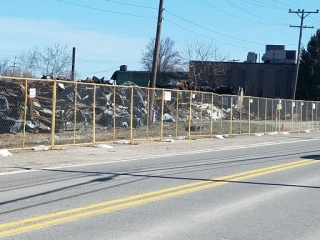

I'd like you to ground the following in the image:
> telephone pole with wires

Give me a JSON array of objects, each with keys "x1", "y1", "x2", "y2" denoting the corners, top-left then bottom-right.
[
  {"x1": 289, "y1": 9, "x2": 319, "y2": 100},
  {"x1": 149, "y1": 0, "x2": 164, "y2": 124}
]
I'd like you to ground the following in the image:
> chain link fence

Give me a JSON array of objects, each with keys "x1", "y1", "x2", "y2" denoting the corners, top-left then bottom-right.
[{"x1": 1, "y1": 76, "x2": 320, "y2": 150}]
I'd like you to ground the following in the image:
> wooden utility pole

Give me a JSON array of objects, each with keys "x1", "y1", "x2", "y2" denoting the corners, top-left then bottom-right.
[
  {"x1": 71, "y1": 47, "x2": 76, "y2": 81},
  {"x1": 289, "y1": 9, "x2": 319, "y2": 100},
  {"x1": 149, "y1": 0, "x2": 164, "y2": 124},
  {"x1": 10, "y1": 56, "x2": 17, "y2": 77}
]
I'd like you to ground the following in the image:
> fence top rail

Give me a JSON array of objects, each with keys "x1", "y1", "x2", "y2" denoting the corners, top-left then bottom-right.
[{"x1": 1, "y1": 75, "x2": 319, "y2": 103}]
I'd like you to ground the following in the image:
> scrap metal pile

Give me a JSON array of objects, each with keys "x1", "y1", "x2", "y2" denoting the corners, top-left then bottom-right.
[{"x1": 0, "y1": 78, "x2": 256, "y2": 135}]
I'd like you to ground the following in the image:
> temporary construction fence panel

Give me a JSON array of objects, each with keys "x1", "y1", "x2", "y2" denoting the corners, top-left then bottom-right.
[
  {"x1": 189, "y1": 91, "x2": 212, "y2": 138},
  {"x1": 249, "y1": 97, "x2": 259, "y2": 134},
  {"x1": 94, "y1": 84, "x2": 115, "y2": 143},
  {"x1": 162, "y1": 89, "x2": 178, "y2": 139},
  {"x1": 25, "y1": 79, "x2": 54, "y2": 148},
  {"x1": 54, "y1": 81, "x2": 77, "y2": 146},
  {"x1": 113, "y1": 85, "x2": 133, "y2": 141},
  {"x1": 146, "y1": 88, "x2": 163, "y2": 141},
  {"x1": 176, "y1": 91, "x2": 192, "y2": 138},
  {"x1": 211, "y1": 94, "x2": 222, "y2": 135},
  {"x1": 316, "y1": 102, "x2": 320, "y2": 130},
  {"x1": 1, "y1": 76, "x2": 320, "y2": 150},
  {"x1": 0, "y1": 78, "x2": 28, "y2": 149},
  {"x1": 132, "y1": 87, "x2": 149, "y2": 141}
]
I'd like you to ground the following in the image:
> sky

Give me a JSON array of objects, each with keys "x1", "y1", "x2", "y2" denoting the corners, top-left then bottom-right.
[{"x1": 0, "y1": 0, "x2": 319, "y2": 79}]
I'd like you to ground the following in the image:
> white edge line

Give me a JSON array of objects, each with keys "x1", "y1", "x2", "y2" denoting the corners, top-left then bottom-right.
[{"x1": 0, "y1": 138, "x2": 319, "y2": 176}]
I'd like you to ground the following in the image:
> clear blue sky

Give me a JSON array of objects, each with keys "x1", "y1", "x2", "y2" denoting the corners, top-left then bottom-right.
[{"x1": 0, "y1": 0, "x2": 319, "y2": 79}]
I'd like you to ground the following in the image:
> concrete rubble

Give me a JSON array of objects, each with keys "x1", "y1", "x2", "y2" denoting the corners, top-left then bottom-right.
[{"x1": 0, "y1": 78, "x2": 260, "y2": 135}]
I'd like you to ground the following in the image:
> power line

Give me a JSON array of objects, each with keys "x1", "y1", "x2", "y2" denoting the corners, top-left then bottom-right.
[
  {"x1": 103, "y1": 0, "x2": 157, "y2": 10},
  {"x1": 164, "y1": 19, "x2": 264, "y2": 51},
  {"x1": 240, "y1": 0, "x2": 285, "y2": 9},
  {"x1": 165, "y1": 10, "x2": 285, "y2": 45},
  {"x1": 76, "y1": 59, "x2": 139, "y2": 63},
  {"x1": 309, "y1": 16, "x2": 320, "y2": 24},
  {"x1": 226, "y1": 0, "x2": 290, "y2": 26},
  {"x1": 55, "y1": 0, "x2": 156, "y2": 18},
  {"x1": 201, "y1": 1, "x2": 286, "y2": 26},
  {"x1": 271, "y1": 0, "x2": 294, "y2": 8},
  {"x1": 82, "y1": 67, "x2": 120, "y2": 76}
]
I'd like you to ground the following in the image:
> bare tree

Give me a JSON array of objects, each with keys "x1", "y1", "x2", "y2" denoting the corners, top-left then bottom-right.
[
  {"x1": 19, "y1": 47, "x2": 39, "y2": 77},
  {"x1": 183, "y1": 39, "x2": 229, "y2": 87},
  {"x1": 0, "y1": 59, "x2": 9, "y2": 76},
  {"x1": 140, "y1": 37, "x2": 182, "y2": 72},
  {"x1": 19, "y1": 43, "x2": 71, "y2": 78}
]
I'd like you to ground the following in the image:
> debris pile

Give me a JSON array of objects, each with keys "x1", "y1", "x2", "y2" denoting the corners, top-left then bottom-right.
[
  {"x1": 0, "y1": 79, "x2": 149, "y2": 134},
  {"x1": 0, "y1": 78, "x2": 256, "y2": 135}
]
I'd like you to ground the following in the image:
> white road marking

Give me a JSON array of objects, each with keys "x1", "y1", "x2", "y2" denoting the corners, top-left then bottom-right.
[{"x1": 0, "y1": 138, "x2": 319, "y2": 176}]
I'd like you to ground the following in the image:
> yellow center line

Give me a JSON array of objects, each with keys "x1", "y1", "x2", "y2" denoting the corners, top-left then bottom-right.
[
  {"x1": 0, "y1": 159, "x2": 317, "y2": 238},
  {"x1": 0, "y1": 159, "x2": 310, "y2": 230}
]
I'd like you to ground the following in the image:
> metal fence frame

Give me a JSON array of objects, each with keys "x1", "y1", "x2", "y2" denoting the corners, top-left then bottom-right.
[{"x1": 0, "y1": 76, "x2": 319, "y2": 150}]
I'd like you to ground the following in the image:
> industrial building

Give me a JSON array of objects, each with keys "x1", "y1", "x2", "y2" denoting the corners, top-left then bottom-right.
[
  {"x1": 189, "y1": 45, "x2": 297, "y2": 99},
  {"x1": 111, "y1": 45, "x2": 297, "y2": 99}
]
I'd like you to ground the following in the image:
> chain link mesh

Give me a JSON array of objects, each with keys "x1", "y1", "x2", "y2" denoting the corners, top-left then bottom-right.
[
  {"x1": 176, "y1": 91, "x2": 192, "y2": 138},
  {"x1": 113, "y1": 86, "x2": 132, "y2": 141},
  {"x1": 94, "y1": 84, "x2": 115, "y2": 143},
  {"x1": 53, "y1": 81, "x2": 77, "y2": 145},
  {"x1": 161, "y1": 89, "x2": 178, "y2": 139},
  {"x1": 2, "y1": 76, "x2": 320, "y2": 150},
  {"x1": 315, "y1": 102, "x2": 320, "y2": 129},
  {"x1": 23, "y1": 79, "x2": 53, "y2": 147},
  {"x1": 0, "y1": 77, "x2": 26, "y2": 148},
  {"x1": 132, "y1": 86, "x2": 149, "y2": 140}
]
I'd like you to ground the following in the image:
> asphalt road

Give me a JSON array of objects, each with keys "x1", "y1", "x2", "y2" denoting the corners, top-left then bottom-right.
[{"x1": 1, "y1": 138, "x2": 320, "y2": 240}]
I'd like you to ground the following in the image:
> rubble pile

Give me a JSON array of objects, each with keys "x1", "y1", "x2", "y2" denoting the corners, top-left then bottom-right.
[
  {"x1": 0, "y1": 78, "x2": 256, "y2": 135},
  {"x1": 0, "y1": 79, "x2": 150, "y2": 134}
]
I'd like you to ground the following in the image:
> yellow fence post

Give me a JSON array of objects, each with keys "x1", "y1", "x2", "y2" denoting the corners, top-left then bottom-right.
[
  {"x1": 113, "y1": 86, "x2": 116, "y2": 141},
  {"x1": 160, "y1": 89, "x2": 165, "y2": 141},
  {"x1": 50, "y1": 80, "x2": 57, "y2": 150},
  {"x1": 200, "y1": 92, "x2": 203, "y2": 136},
  {"x1": 73, "y1": 82, "x2": 78, "y2": 144},
  {"x1": 188, "y1": 91, "x2": 192, "y2": 139},
  {"x1": 312, "y1": 102, "x2": 314, "y2": 130},
  {"x1": 271, "y1": 100, "x2": 274, "y2": 132},
  {"x1": 292, "y1": 100, "x2": 294, "y2": 132},
  {"x1": 92, "y1": 84, "x2": 97, "y2": 146},
  {"x1": 22, "y1": 79, "x2": 28, "y2": 149},
  {"x1": 257, "y1": 98, "x2": 260, "y2": 133},
  {"x1": 175, "y1": 90, "x2": 179, "y2": 138},
  {"x1": 146, "y1": 88, "x2": 149, "y2": 139},
  {"x1": 230, "y1": 96, "x2": 233, "y2": 136},
  {"x1": 240, "y1": 97, "x2": 242, "y2": 135},
  {"x1": 210, "y1": 94, "x2": 214, "y2": 138},
  {"x1": 316, "y1": 103, "x2": 318, "y2": 129},
  {"x1": 249, "y1": 97, "x2": 251, "y2": 135},
  {"x1": 278, "y1": 100, "x2": 281, "y2": 132},
  {"x1": 220, "y1": 95, "x2": 223, "y2": 135},
  {"x1": 307, "y1": 102, "x2": 309, "y2": 130},
  {"x1": 284, "y1": 100, "x2": 287, "y2": 132},
  {"x1": 300, "y1": 101, "x2": 303, "y2": 132},
  {"x1": 264, "y1": 99, "x2": 267, "y2": 133},
  {"x1": 130, "y1": 86, "x2": 134, "y2": 144}
]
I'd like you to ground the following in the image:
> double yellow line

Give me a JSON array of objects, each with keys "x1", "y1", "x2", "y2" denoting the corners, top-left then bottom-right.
[{"x1": 0, "y1": 159, "x2": 317, "y2": 238}]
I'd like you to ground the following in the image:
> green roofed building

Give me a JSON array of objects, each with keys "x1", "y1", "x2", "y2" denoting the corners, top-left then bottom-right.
[{"x1": 110, "y1": 67, "x2": 189, "y2": 87}]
